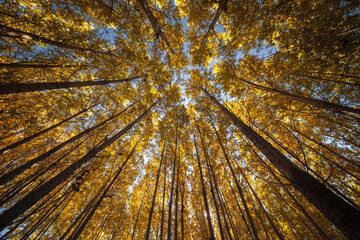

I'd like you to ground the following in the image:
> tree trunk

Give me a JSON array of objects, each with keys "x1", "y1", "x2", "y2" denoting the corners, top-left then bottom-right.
[
  {"x1": 0, "y1": 104, "x2": 96, "y2": 155},
  {"x1": 0, "y1": 101, "x2": 157, "y2": 230},
  {"x1": 69, "y1": 143, "x2": 138, "y2": 239},
  {"x1": 236, "y1": 77, "x2": 360, "y2": 119},
  {"x1": 203, "y1": 88, "x2": 360, "y2": 239},
  {"x1": 136, "y1": 0, "x2": 174, "y2": 54},
  {"x1": 159, "y1": 157, "x2": 167, "y2": 240},
  {"x1": 174, "y1": 147, "x2": 181, "y2": 240},
  {"x1": 201, "y1": 0, "x2": 228, "y2": 46},
  {"x1": 0, "y1": 62, "x2": 86, "y2": 69},
  {"x1": 197, "y1": 124, "x2": 226, "y2": 240},
  {"x1": 210, "y1": 120, "x2": 260, "y2": 240},
  {"x1": 145, "y1": 142, "x2": 166, "y2": 240},
  {"x1": 193, "y1": 136, "x2": 216, "y2": 240},
  {"x1": 0, "y1": 103, "x2": 133, "y2": 186},
  {"x1": 180, "y1": 181, "x2": 185, "y2": 240},
  {"x1": 167, "y1": 132, "x2": 178, "y2": 240},
  {"x1": 0, "y1": 24, "x2": 114, "y2": 56},
  {"x1": 0, "y1": 76, "x2": 145, "y2": 95},
  {"x1": 131, "y1": 195, "x2": 145, "y2": 240}
]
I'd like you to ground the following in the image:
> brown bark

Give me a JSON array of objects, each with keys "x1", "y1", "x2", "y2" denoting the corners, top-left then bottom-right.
[
  {"x1": 69, "y1": 143, "x2": 138, "y2": 239},
  {"x1": 0, "y1": 101, "x2": 157, "y2": 230},
  {"x1": 236, "y1": 77, "x2": 360, "y2": 119},
  {"x1": 136, "y1": 0, "x2": 174, "y2": 53},
  {"x1": 0, "y1": 24, "x2": 114, "y2": 56},
  {"x1": 167, "y1": 131, "x2": 178, "y2": 240},
  {"x1": 210, "y1": 120, "x2": 260, "y2": 240},
  {"x1": 197, "y1": 124, "x2": 226, "y2": 240},
  {"x1": 201, "y1": 0, "x2": 228, "y2": 46},
  {"x1": 174, "y1": 147, "x2": 181, "y2": 240},
  {"x1": 159, "y1": 157, "x2": 167, "y2": 240},
  {"x1": 0, "y1": 75, "x2": 145, "y2": 95},
  {"x1": 145, "y1": 142, "x2": 166, "y2": 240},
  {"x1": 203, "y1": 88, "x2": 360, "y2": 240},
  {"x1": 193, "y1": 136, "x2": 216, "y2": 240},
  {"x1": 0, "y1": 103, "x2": 133, "y2": 186},
  {"x1": 0, "y1": 62, "x2": 86, "y2": 69},
  {"x1": 131, "y1": 195, "x2": 146, "y2": 240},
  {"x1": 0, "y1": 104, "x2": 96, "y2": 155}
]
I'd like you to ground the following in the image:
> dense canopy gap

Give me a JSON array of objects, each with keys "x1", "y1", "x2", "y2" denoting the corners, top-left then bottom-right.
[{"x1": 1, "y1": 0, "x2": 360, "y2": 239}]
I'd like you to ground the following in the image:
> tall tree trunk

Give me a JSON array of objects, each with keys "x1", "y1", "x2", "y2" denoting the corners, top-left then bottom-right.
[
  {"x1": 131, "y1": 195, "x2": 146, "y2": 240},
  {"x1": 174, "y1": 147, "x2": 181, "y2": 240},
  {"x1": 0, "y1": 101, "x2": 157, "y2": 230},
  {"x1": 236, "y1": 77, "x2": 360, "y2": 119},
  {"x1": 193, "y1": 136, "x2": 216, "y2": 240},
  {"x1": 197, "y1": 124, "x2": 226, "y2": 240},
  {"x1": 167, "y1": 132, "x2": 178, "y2": 240},
  {"x1": 0, "y1": 62, "x2": 86, "y2": 69},
  {"x1": 136, "y1": 0, "x2": 174, "y2": 54},
  {"x1": 238, "y1": 166, "x2": 284, "y2": 240},
  {"x1": 210, "y1": 120, "x2": 260, "y2": 240},
  {"x1": 203, "y1": 88, "x2": 360, "y2": 239},
  {"x1": 0, "y1": 76, "x2": 145, "y2": 95},
  {"x1": 0, "y1": 103, "x2": 133, "y2": 186},
  {"x1": 180, "y1": 181, "x2": 185, "y2": 240},
  {"x1": 69, "y1": 142, "x2": 138, "y2": 239},
  {"x1": 0, "y1": 24, "x2": 114, "y2": 56},
  {"x1": 201, "y1": 0, "x2": 228, "y2": 46},
  {"x1": 0, "y1": 104, "x2": 96, "y2": 155},
  {"x1": 159, "y1": 157, "x2": 167, "y2": 240},
  {"x1": 145, "y1": 142, "x2": 166, "y2": 240}
]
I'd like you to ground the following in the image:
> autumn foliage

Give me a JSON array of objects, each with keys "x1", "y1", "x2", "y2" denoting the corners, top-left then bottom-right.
[{"x1": 0, "y1": 0, "x2": 360, "y2": 239}]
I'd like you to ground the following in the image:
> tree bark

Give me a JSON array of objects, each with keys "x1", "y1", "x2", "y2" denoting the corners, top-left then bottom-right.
[
  {"x1": 69, "y1": 142, "x2": 138, "y2": 239},
  {"x1": 210, "y1": 120, "x2": 260, "y2": 240},
  {"x1": 0, "y1": 100, "x2": 157, "y2": 230},
  {"x1": 203, "y1": 88, "x2": 360, "y2": 240},
  {"x1": 167, "y1": 132, "x2": 178, "y2": 240},
  {"x1": 193, "y1": 136, "x2": 216, "y2": 240},
  {"x1": 0, "y1": 104, "x2": 96, "y2": 155},
  {"x1": 0, "y1": 76, "x2": 145, "y2": 95},
  {"x1": 0, "y1": 103, "x2": 133, "y2": 186},
  {"x1": 0, "y1": 62, "x2": 86, "y2": 69},
  {"x1": 145, "y1": 142, "x2": 166, "y2": 240},
  {"x1": 159, "y1": 156, "x2": 167, "y2": 240},
  {"x1": 136, "y1": 0, "x2": 174, "y2": 54},
  {"x1": 236, "y1": 77, "x2": 360, "y2": 119},
  {"x1": 0, "y1": 24, "x2": 114, "y2": 56}
]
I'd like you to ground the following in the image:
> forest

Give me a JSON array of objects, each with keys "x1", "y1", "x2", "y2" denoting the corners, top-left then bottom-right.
[{"x1": 0, "y1": 0, "x2": 360, "y2": 239}]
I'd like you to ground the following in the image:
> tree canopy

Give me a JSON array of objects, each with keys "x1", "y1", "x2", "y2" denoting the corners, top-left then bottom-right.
[{"x1": 0, "y1": 0, "x2": 359, "y2": 239}]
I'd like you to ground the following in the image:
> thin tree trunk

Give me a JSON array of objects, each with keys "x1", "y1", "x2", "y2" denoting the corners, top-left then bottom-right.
[
  {"x1": 69, "y1": 142, "x2": 138, "y2": 239},
  {"x1": 203, "y1": 88, "x2": 360, "y2": 240},
  {"x1": 167, "y1": 132, "x2": 178, "y2": 240},
  {"x1": 0, "y1": 104, "x2": 96, "y2": 155},
  {"x1": 201, "y1": 0, "x2": 228, "y2": 46},
  {"x1": 236, "y1": 77, "x2": 360, "y2": 119},
  {"x1": 210, "y1": 120, "x2": 260, "y2": 240},
  {"x1": 136, "y1": 0, "x2": 174, "y2": 54},
  {"x1": 159, "y1": 157, "x2": 167, "y2": 240},
  {"x1": 193, "y1": 136, "x2": 216, "y2": 240},
  {"x1": 237, "y1": 163, "x2": 284, "y2": 240},
  {"x1": 197, "y1": 124, "x2": 226, "y2": 240},
  {"x1": 180, "y1": 181, "x2": 185, "y2": 240},
  {"x1": 0, "y1": 101, "x2": 158, "y2": 230},
  {"x1": 0, "y1": 103, "x2": 133, "y2": 186},
  {"x1": 0, "y1": 75, "x2": 145, "y2": 95},
  {"x1": 0, "y1": 62, "x2": 87, "y2": 69},
  {"x1": 131, "y1": 195, "x2": 146, "y2": 240},
  {"x1": 145, "y1": 142, "x2": 166, "y2": 240},
  {"x1": 0, "y1": 24, "x2": 114, "y2": 56},
  {"x1": 174, "y1": 148, "x2": 181, "y2": 240}
]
